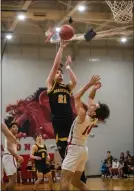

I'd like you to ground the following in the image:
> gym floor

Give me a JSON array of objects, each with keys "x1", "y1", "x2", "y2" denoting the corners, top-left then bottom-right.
[{"x1": 2, "y1": 178, "x2": 134, "y2": 190}]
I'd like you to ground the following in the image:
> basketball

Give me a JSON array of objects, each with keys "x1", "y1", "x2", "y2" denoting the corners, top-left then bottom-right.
[{"x1": 59, "y1": 25, "x2": 74, "y2": 40}]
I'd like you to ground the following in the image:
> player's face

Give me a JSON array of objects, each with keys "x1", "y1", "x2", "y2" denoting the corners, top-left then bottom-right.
[
  {"x1": 36, "y1": 134, "x2": 42, "y2": 142},
  {"x1": 10, "y1": 124, "x2": 18, "y2": 135},
  {"x1": 88, "y1": 103, "x2": 100, "y2": 117},
  {"x1": 88, "y1": 104, "x2": 96, "y2": 117},
  {"x1": 55, "y1": 70, "x2": 63, "y2": 83}
]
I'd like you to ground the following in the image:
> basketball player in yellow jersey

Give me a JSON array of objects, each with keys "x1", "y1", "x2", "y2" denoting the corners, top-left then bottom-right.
[
  {"x1": 46, "y1": 40, "x2": 77, "y2": 159},
  {"x1": 30, "y1": 134, "x2": 53, "y2": 191},
  {"x1": 61, "y1": 75, "x2": 110, "y2": 190},
  {"x1": 47, "y1": 40, "x2": 88, "y2": 183}
]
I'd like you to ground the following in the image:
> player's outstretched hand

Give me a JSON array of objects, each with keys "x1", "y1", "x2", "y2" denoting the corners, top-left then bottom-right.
[
  {"x1": 93, "y1": 82, "x2": 102, "y2": 90},
  {"x1": 65, "y1": 55, "x2": 72, "y2": 67},
  {"x1": 89, "y1": 75, "x2": 101, "y2": 86},
  {"x1": 17, "y1": 155, "x2": 24, "y2": 163},
  {"x1": 60, "y1": 39, "x2": 68, "y2": 48}
]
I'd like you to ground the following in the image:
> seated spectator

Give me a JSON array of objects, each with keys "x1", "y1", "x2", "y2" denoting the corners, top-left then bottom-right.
[
  {"x1": 123, "y1": 155, "x2": 133, "y2": 176},
  {"x1": 101, "y1": 159, "x2": 108, "y2": 177},
  {"x1": 50, "y1": 160, "x2": 55, "y2": 170},
  {"x1": 50, "y1": 160, "x2": 56, "y2": 182},
  {"x1": 110, "y1": 158, "x2": 119, "y2": 177},
  {"x1": 118, "y1": 160, "x2": 124, "y2": 178},
  {"x1": 106, "y1": 151, "x2": 113, "y2": 176},
  {"x1": 107, "y1": 151, "x2": 113, "y2": 166},
  {"x1": 127, "y1": 156, "x2": 134, "y2": 177},
  {"x1": 120, "y1": 152, "x2": 125, "y2": 162},
  {"x1": 17, "y1": 161, "x2": 22, "y2": 183},
  {"x1": 125, "y1": 150, "x2": 131, "y2": 160},
  {"x1": 17, "y1": 161, "x2": 21, "y2": 172},
  {"x1": 56, "y1": 163, "x2": 62, "y2": 180},
  {"x1": 26, "y1": 158, "x2": 33, "y2": 170}
]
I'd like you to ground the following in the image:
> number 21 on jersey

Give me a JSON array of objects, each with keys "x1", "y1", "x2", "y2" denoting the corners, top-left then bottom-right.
[
  {"x1": 42, "y1": 153, "x2": 45, "y2": 158},
  {"x1": 58, "y1": 94, "x2": 67, "y2": 103}
]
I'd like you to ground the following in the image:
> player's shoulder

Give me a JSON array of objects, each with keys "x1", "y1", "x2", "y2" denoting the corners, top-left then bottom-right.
[
  {"x1": 88, "y1": 116, "x2": 98, "y2": 124},
  {"x1": 32, "y1": 144, "x2": 38, "y2": 150},
  {"x1": 47, "y1": 80, "x2": 57, "y2": 94},
  {"x1": 44, "y1": 144, "x2": 47, "y2": 150}
]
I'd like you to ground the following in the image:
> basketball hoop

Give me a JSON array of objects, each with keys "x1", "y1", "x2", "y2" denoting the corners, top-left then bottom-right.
[{"x1": 105, "y1": 0, "x2": 134, "y2": 24}]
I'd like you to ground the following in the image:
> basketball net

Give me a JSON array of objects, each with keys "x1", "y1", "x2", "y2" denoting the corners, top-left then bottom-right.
[{"x1": 105, "y1": 0, "x2": 134, "y2": 24}]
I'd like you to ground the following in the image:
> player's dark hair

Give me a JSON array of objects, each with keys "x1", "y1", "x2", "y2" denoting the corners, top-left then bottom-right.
[
  {"x1": 34, "y1": 133, "x2": 42, "y2": 141},
  {"x1": 95, "y1": 102, "x2": 110, "y2": 121},
  {"x1": 57, "y1": 62, "x2": 63, "y2": 74},
  {"x1": 8, "y1": 122, "x2": 18, "y2": 129},
  {"x1": 60, "y1": 63, "x2": 63, "y2": 68},
  {"x1": 58, "y1": 68, "x2": 63, "y2": 74},
  {"x1": 4, "y1": 116, "x2": 14, "y2": 127}
]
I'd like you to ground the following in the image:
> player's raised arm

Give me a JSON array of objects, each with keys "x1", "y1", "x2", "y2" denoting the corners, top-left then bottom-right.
[
  {"x1": 74, "y1": 75, "x2": 101, "y2": 123},
  {"x1": 75, "y1": 75, "x2": 100, "y2": 100},
  {"x1": 88, "y1": 82, "x2": 102, "y2": 106},
  {"x1": 2, "y1": 122, "x2": 17, "y2": 144},
  {"x1": 46, "y1": 40, "x2": 67, "y2": 91},
  {"x1": 65, "y1": 55, "x2": 77, "y2": 91},
  {"x1": 74, "y1": 97, "x2": 86, "y2": 124}
]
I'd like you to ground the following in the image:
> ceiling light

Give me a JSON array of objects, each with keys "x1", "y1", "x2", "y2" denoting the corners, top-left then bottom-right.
[
  {"x1": 5, "y1": 34, "x2": 13, "y2": 40},
  {"x1": 55, "y1": 27, "x2": 61, "y2": 32},
  {"x1": 78, "y1": 5, "x2": 86, "y2": 12},
  {"x1": 120, "y1": 37, "x2": 127, "y2": 43},
  {"x1": 17, "y1": 14, "x2": 26, "y2": 20}
]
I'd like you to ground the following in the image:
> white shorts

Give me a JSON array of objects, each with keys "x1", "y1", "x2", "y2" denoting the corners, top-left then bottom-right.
[
  {"x1": 2, "y1": 154, "x2": 17, "y2": 176},
  {"x1": 62, "y1": 144, "x2": 88, "y2": 173}
]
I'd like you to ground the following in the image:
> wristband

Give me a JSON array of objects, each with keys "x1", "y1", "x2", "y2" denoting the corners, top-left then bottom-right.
[{"x1": 66, "y1": 65, "x2": 70, "y2": 69}]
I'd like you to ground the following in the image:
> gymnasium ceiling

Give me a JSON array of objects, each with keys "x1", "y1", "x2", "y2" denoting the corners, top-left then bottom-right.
[{"x1": 1, "y1": 0, "x2": 134, "y2": 43}]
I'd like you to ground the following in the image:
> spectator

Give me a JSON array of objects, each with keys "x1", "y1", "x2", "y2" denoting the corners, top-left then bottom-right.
[
  {"x1": 120, "y1": 152, "x2": 125, "y2": 162},
  {"x1": 125, "y1": 150, "x2": 131, "y2": 160},
  {"x1": 26, "y1": 158, "x2": 33, "y2": 170},
  {"x1": 50, "y1": 160, "x2": 56, "y2": 182},
  {"x1": 17, "y1": 161, "x2": 21, "y2": 183},
  {"x1": 118, "y1": 160, "x2": 124, "y2": 178},
  {"x1": 26, "y1": 158, "x2": 34, "y2": 183},
  {"x1": 101, "y1": 159, "x2": 108, "y2": 177},
  {"x1": 126, "y1": 156, "x2": 134, "y2": 177},
  {"x1": 56, "y1": 163, "x2": 62, "y2": 180},
  {"x1": 106, "y1": 151, "x2": 113, "y2": 176},
  {"x1": 124, "y1": 155, "x2": 133, "y2": 176},
  {"x1": 107, "y1": 151, "x2": 113, "y2": 165},
  {"x1": 110, "y1": 158, "x2": 119, "y2": 177},
  {"x1": 127, "y1": 156, "x2": 134, "y2": 177}
]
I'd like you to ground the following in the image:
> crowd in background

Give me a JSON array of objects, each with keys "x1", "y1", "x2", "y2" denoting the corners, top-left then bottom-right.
[{"x1": 101, "y1": 151, "x2": 134, "y2": 178}]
